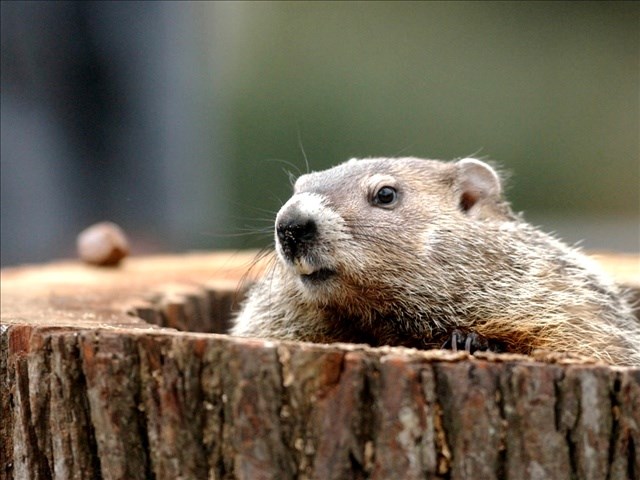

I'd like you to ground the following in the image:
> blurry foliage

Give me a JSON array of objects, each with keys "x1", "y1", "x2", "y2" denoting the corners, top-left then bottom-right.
[
  {"x1": 1, "y1": 2, "x2": 638, "y2": 262},
  {"x1": 203, "y1": 2, "x2": 638, "y2": 248}
]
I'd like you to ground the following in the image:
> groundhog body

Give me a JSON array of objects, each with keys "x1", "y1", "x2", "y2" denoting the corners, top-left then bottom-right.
[{"x1": 232, "y1": 157, "x2": 640, "y2": 366}]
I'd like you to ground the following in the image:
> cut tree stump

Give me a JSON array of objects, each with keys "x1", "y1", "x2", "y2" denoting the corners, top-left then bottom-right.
[{"x1": 1, "y1": 251, "x2": 639, "y2": 480}]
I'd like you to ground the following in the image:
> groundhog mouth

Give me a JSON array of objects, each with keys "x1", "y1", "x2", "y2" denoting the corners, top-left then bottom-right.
[{"x1": 300, "y1": 268, "x2": 336, "y2": 283}]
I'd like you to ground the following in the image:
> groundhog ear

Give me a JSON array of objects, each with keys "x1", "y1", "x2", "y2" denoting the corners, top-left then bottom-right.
[{"x1": 455, "y1": 158, "x2": 502, "y2": 213}]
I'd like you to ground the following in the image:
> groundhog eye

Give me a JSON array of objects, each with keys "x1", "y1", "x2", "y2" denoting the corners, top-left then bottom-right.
[{"x1": 374, "y1": 186, "x2": 397, "y2": 206}]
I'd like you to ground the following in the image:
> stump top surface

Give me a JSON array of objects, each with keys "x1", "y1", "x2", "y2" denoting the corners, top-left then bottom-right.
[{"x1": 1, "y1": 251, "x2": 264, "y2": 329}]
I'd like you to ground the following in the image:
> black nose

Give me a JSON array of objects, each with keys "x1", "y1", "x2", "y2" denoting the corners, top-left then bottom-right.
[{"x1": 276, "y1": 217, "x2": 317, "y2": 260}]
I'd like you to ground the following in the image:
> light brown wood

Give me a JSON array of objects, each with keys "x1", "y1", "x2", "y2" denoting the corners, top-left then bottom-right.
[{"x1": 1, "y1": 251, "x2": 639, "y2": 480}]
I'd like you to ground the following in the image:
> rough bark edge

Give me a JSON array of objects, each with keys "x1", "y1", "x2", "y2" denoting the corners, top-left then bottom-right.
[
  {"x1": 3, "y1": 325, "x2": 639, "y2": 480},
  {"x1": 128, "y1": 281, "x2": 245, "y2": 334}
]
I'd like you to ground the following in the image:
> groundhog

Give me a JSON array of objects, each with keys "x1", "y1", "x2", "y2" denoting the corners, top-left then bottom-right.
[{"x1": 231, "y1": 157, "x2": 640, "y2": 366}]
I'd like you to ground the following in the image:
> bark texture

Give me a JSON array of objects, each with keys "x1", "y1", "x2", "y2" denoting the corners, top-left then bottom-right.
[{"x1": 1, "y1": 252, "x2": 639, "y2": 480}]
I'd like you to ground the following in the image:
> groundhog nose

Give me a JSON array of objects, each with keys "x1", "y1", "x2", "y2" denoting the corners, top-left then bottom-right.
[{"x1": 276, "y1": 217, "x2": 317, "y2": 260}]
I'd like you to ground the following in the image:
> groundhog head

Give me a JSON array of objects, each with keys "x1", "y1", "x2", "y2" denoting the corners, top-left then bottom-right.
[{"x1": 274, "y1": 157, "x2": 511, "y2": 312}]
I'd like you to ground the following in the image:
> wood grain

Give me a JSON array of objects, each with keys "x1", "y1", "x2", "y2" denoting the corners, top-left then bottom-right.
[{"x1": 1, "y1": 251, "x2": 639, "y2": 479}]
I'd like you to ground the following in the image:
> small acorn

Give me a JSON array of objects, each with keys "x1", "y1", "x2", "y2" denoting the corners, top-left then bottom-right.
[{"x1": 77, "y1": 221, "x2": 129, "y2": 266}]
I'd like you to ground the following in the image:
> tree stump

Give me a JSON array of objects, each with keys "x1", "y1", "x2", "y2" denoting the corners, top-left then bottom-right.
[{"x1": 1, "y1": 251, "x2": 639, "y2": 480}]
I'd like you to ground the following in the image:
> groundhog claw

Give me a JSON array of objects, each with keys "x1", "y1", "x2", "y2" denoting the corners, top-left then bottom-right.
[{"x1": 443, "y1": 329, "x2": 493, "y2": 353}]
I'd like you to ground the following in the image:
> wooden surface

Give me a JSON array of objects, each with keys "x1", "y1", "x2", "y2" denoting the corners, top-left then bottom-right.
[
  {"x1": 1, "y1": 251, "x2": 263, "y2": 331},
  {"x1": 1, "y1": 250, "x2": 639, "y2": 480}
]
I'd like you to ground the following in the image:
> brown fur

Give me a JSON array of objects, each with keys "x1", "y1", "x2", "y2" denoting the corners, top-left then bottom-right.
[{"x1": 232, "y1": 157, "x2": 640, "y2": 366}]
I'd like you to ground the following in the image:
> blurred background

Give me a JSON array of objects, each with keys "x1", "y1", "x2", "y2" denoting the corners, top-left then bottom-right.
[{"x1": 1, "y1": 1, "x2": 638, "y2": 267}]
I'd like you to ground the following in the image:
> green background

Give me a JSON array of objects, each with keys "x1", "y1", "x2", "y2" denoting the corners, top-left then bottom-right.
[{"x1": 205, "y1": 2, "x2": 638, "y2": 251}]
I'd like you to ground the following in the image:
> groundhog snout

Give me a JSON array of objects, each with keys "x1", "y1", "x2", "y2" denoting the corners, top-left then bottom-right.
[{"x1": 276, "y1": 214, "x2": 318, "y2": 262}]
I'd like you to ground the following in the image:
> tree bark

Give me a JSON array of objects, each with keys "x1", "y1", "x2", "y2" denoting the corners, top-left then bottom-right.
[{"x1": 1, "y1": 252, "x2": 639, "y2": 480}]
